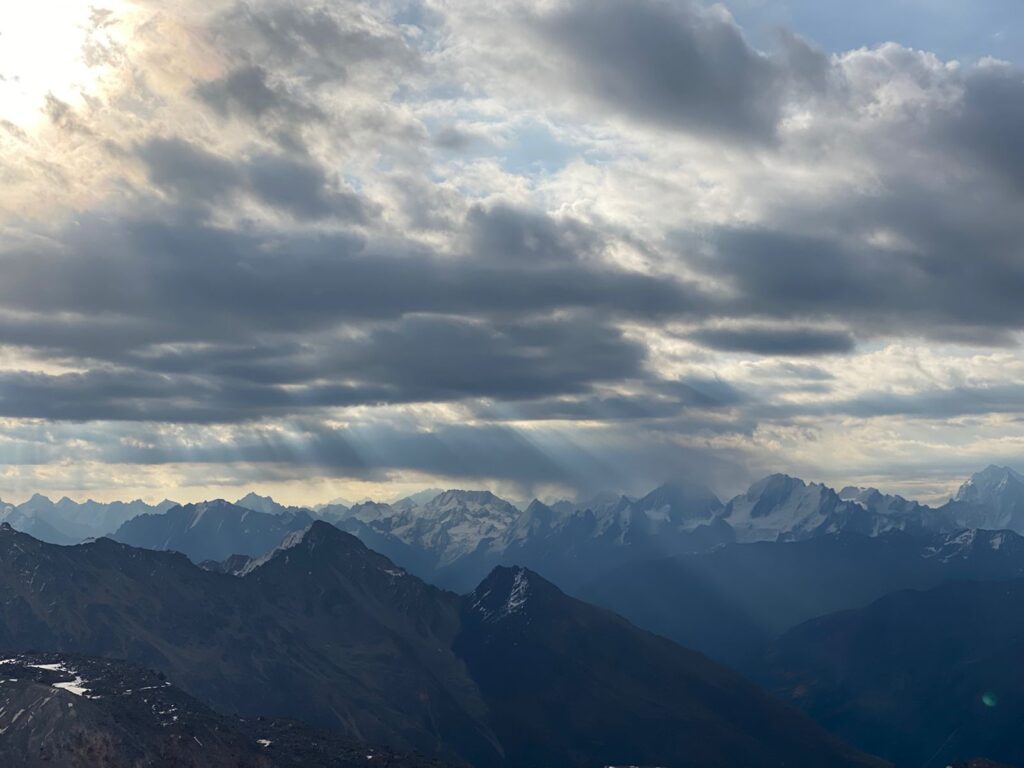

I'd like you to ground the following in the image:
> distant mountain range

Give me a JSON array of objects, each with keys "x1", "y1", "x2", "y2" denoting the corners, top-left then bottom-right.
[
  {"x1": 110, "y1": 499, "x2": 314, "y2": 563},
  {"x1": 7, "y1": 465, "x2": 1024, "y2": 596},
  {"x1": 0, "y1": 521, "x2": 882, "y2": 768},
  {"x1": 0, "y1": 494, "x2": 177, "y2": 544},
  {"x1": 311, "y1": 466, "x2": 1024, "y2": 592},
  {"x1": 0, "y1": 652, "x2": 445, "y2": 768},
  {"x1": 578, "y1": 527, "x2": 1024, "y2": 665}
]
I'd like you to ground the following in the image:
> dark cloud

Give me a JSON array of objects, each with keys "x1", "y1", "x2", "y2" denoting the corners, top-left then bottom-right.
[
  {"x1": 465, "y1": 203, "x2": 604, "y2": 264},
  {"x1": 690, "y1": 325, "x2": 856, "y2": 356},
  {"x1": 137, "y1": 138, "x2": 240, "y2": 203},
  {"x1": 138, "y1": 138, "x2": 371, "y2": 221},
  {"x1": 950, "y1": 63, "x2": 1024, "y2": 193},
  {"x1": 699, "y1": 219, "x2": 1024, "y2": 343},
  {"x1": 0, "y1": 314, "x2": 644, "y2": 423},
  {"x1": 0, "y1": 207, "x2": 705, "y2": 345},
  {"x1": 195, "y1": 66, "x2": 315, "y2": 120},
  {"x1": 533, "y1": 0, "x2": 826, "y2": 140}
]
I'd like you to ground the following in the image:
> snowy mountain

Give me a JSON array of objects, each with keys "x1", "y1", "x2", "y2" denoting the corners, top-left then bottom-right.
[
  {"x1": 943, "y1": 465, "x2": 1024, "y2": 533},
  {"x1": 330, "y1": 484, "x2": 732, "y2": 591},
  {"x1": 722, "y1": 474, "x2": 858, "y2": 542},
  {"x1": 723, "y1": 474, "x2": 953, "y2": 543}
]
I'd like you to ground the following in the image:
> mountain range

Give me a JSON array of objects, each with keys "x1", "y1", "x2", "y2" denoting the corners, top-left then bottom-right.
[
  {"x1": 0, "y1": 521, "x2": 883, "y2": 768},
  {"x1": 304, "y1": 466, "x2": 1024, "y2": 592},
  {"x1": 578, "y1": 527, "x2": 1024, "y2": 665},
  {"x1": 110, "y1": 499, "x2": 314, "y2": 563},
  {"x1": 0, "y1": 494, "x2": 177, "y2": 545},
  {"x1": 7, "y1": 466, "x2": 1024, "y2": 590},
  {"x1": 4, "y1": 465, "x2": 1024, "y2": 766}
]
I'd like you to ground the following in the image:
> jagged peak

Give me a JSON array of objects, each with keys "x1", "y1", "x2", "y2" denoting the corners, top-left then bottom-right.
[
  {"x1": 428, "y1": 489, "x2": 509, "y2": 506},
  {"x1": 745, "y1": 473, "x2": 807, "y2": 498},
  {"x1": 470, "y1": 565, "x2": 561, "y2": 623},
  {"x1": 638, "y1": 481, "x2": 723, "y2": 512},
  {"x1": 237, "y1": 491, "x2": 275, "y2": 504},
  {"x1": 524, "y1": 498, "x2": 553, "y2": 514},
  {"x1": 239, "y1": 521, "x2": 382, "y2": 577}
]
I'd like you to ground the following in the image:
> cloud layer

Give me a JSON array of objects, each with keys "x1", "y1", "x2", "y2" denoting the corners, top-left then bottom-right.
[{"x1": 1, "y1": 0, "x2": 1024, "y2": 502}]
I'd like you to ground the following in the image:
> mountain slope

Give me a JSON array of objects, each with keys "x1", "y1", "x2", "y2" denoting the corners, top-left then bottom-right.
[
  {"x1": 578, "y1": 529, "x2": 1024, "y2": 665},
  {"x1": 943, "y1": 465, "x2": 1024, "y2": 533},
  {"x1": 111, "y1": 500, "x2": 313, "y2": 562},
  {"x1": 336, "y1": 485, "x2": 732, "y2": 592},
  {"x1": 759, "y1": 577, "x2": 1024, "y2": 767},
  {"x1": 454, "y1": 566, "x2": 885, "y2": 768},
  {"x1": 0, "y1": 522, "x2": 882, "y2": 767},
  {"x1": 0, "y1": 652, "x2": 448, "y2": 768},
  {"x1": 0, "y1": 521, "x2": 496, "y2": 763}
]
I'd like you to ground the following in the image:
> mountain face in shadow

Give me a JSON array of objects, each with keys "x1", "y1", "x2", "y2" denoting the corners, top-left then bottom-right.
[
  {"x1": 577, "y1": 528, "x2": 1024, "y2": 665},
  {"x1": 0, "y1": 652, "x2": 449, "y2": 768},
  {"x1": 111, "y1": 500, "x2": 314, "y2": 562},
  {"x1": 758, "y1": 576, "x2": 1024, "y2": 767},
  {"x1": 454, "y1": 566, "x2": 884, "y2": 768},
  {"x1": 0, "y1": 522, "x2": 881, "y2": 768}
]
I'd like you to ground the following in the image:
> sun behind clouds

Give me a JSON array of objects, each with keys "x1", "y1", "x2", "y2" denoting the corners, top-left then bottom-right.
[{"x1": 0, "y1": 1, "x2": 129, "y2": 127}]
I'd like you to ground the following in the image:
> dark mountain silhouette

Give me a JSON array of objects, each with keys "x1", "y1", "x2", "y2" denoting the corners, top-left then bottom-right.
[
  {"x1": 455, "y1": 566, "x2": 884, "y2": 768},
  {"x1": 0, "y1": 521, "x2": 882, "y2": 768},
  {"x1": 759, "y1": 576, "x2": 1024, "y2": 767},
  {"x1": 0, "y1": 652, "x2": 448, "y2": 768}
]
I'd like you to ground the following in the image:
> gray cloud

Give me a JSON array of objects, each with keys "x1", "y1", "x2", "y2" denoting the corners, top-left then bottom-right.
[
  {"x1": 690, "y1": 325, "x2": 856, "y2": 356},
  {"x1": 138, "y1": 138, "x2": 371, "y2": 221},
  {"x1": 9, "y1": 0, "x2": 1024, "y2": 499},
  {"x1": 195, "y1": 65, "x2": 317, "y2": 121},
  {"x1": 532, "y1": 0, "x2": 826, "y2": 140}
]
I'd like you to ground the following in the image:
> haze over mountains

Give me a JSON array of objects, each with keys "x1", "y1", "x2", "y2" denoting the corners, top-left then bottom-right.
[
  {"x1": 5, "y1": 464, "x2": 1011, "y2": 590},
  {"x1": 4, "y1": 465, "x2": 1024, "y2": 766},
  {"x1": 0, "y1": 521, "x2": 880, "y2": 768}
]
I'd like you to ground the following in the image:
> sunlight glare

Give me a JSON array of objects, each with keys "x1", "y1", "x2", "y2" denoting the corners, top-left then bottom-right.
[{"x1": 0, "y1": 1, "x2": 125, "y2": 127}]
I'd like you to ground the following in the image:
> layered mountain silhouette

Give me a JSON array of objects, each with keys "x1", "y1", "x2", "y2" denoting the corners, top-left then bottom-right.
[
  {"x1": 332, "y1": 484, "x2": 733, "y2": 591},
  {"x1": 759, "y1": 575, "x2": 1024, "y2": 767},
  {"x1": 578, "y1": 528, "x2": 1024, "y2": 665},
  {"x1": 0, "y1": 522, "x2": 882, "y2": 767},
  {"x1": 8, "y1": 465, "x2": 1024, "y2": 589},
  {"x1": 0, "y1": 495, "x2": 177, "y2": 544},
  {"x1": 111, "y1": 500, "x2": 314, "y2": 562},
  {"x1": 0, "y1": 652, "x2": 447, "y2": 768}
]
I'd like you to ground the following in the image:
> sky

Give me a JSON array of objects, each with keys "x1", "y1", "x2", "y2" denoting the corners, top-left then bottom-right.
[{"x1": 1, "y1": 0, "x2": 1024, "y2": 506}]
